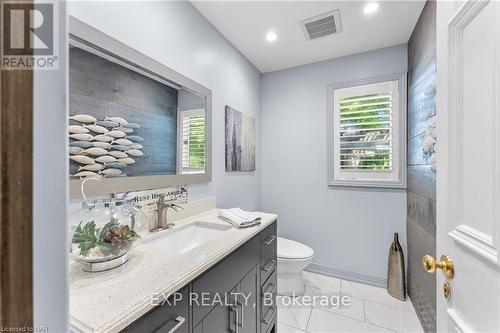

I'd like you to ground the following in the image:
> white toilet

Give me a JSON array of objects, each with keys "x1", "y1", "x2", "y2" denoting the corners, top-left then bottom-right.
[{"x1": 277, "y1": 237, "x2": 314, "y2": 296}]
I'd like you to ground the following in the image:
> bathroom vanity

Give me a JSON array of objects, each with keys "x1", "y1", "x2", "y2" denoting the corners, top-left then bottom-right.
[
  {"x1": 124, "y1": 221, "x2": 276, "y2": 333},
  {"x1": 67, "y1": 17, "x2": 276, "y2": 333},
  {"x1": 70, "y1": 206, "x2": 277, "y2": 333}
]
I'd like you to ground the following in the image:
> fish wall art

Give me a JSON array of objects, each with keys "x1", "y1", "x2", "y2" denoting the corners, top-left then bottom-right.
[
  {"x1": 68, "y1": 114, "x2": 144, "y2": 179},
  {"x1": 70, "y1": 47, "x2": 180, "y2": 177}
]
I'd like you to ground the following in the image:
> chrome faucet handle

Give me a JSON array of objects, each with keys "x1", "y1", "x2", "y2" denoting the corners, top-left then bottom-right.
[
  {"x1": 149, "y1": 199, "x2": 183, "y2": 233},
  {"x1": 168, "y1": 202, "x2": 184, "y2": 211}
]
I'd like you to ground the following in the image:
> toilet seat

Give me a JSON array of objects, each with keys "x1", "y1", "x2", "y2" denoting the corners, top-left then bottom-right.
[{"x1": 277, "y1": 237, "x2": 314, "y2": 260}]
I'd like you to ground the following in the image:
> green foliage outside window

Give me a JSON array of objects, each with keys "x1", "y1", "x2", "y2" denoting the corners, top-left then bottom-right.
[{"x1": 187, "y1": 116, "x2": 206, "y2": 168}]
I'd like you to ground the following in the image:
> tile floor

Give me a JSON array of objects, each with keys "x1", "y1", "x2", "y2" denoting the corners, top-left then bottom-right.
[{"x1": 276, "y1": 271, "x2": 424, "y2": 333}]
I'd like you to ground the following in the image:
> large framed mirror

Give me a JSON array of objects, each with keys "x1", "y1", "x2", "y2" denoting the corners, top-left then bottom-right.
[{"x1": 68, "y1": 16, "x2": 212, "y2": 198}]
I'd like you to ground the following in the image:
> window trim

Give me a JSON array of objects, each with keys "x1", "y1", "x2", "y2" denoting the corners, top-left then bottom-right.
[{"x1": 327, "y1": 74, "x2": 407, "y2": 189}]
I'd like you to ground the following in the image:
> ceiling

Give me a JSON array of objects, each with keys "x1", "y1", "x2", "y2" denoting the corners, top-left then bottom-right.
[{"x1": 191, "y1": 1, "x2": 425, "y2": 73}]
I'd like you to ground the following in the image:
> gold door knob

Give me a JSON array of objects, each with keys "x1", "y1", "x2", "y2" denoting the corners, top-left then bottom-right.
[{"x1": 422, "y1": 255, "x2": 454, "y2": 278}]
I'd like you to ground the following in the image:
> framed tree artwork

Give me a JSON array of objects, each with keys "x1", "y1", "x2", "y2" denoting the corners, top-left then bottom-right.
[{"x1": 225, "y1": 106, "x2": 256, "y2": 171}]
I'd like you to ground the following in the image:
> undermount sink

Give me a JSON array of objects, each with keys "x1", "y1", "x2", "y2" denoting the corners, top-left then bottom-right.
[{"x1": 147, "y1": 222, "x2": 232, "y2": 254}]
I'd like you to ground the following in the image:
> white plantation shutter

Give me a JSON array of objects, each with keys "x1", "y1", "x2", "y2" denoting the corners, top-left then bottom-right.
[
  {"x1": 339, "y1": 92, "x2": 392, "y2": 170},
  {"x1": 180, "y1": 109, "x2": 206, "y2": 174},
  {"x1": 328, "y1": 77, "x2": 406, "y2": 188}
]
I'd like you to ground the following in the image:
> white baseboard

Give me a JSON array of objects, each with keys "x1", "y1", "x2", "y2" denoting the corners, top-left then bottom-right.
[{"x1": 305, "y1": 263, "x2": 387, "y2": 289}]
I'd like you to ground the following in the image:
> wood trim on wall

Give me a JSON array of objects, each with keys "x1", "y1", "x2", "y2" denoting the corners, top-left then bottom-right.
[{"x1": 0, "y1": 0, "x2": 34, "y2": 328}]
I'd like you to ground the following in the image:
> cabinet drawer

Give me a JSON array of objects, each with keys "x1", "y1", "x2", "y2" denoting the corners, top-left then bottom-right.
[
  {"x1": 259, "y1": 222, "x2": 277, "y2": 260},
  {"x1": 192, "y1": 236, "x2": 259, "y2": 325},
  {"x1": 121, "y1": 287, "x2": 189, "y2": 333},
  {"x1": 260, "y1": 249, "x2": 276, "y2": 287},
  {"x1": 261, "y1": 270, "x2": 277, "y2": 320},
  {"x1": 261, "y1": 305, "x2": 277, "y2": 333},
  {"x1": 261, "y1": 270, "x2": 277, "y2": 301}
]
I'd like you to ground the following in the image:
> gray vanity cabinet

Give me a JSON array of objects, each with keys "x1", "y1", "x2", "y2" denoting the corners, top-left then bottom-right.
[
  {"x1": 122, "y1": 221, "x2": 277, "y2": 333},
  {"x1": 194, "y1": 266, "x2": 258, "y2": 333},
  {"x1": 193, "y1": 286, "x2": 236, "y2": 333},
  {"x1": 237, "y1": 266, "x2": 258, "y2": 333},
  {"x1": 259, "y1": 224, "x2": 277, "y2": 333},
  {"x1": 122, "y1": 287, "x2": 189, "y2": 333}
]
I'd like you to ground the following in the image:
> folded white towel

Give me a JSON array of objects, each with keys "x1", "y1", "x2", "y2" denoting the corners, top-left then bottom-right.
[{"x1": 218, "y1": 208, "x2": 261, "y2": 228}]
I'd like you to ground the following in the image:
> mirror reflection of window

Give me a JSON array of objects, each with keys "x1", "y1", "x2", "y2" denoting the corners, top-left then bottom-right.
[
  {"x1": 179, "y1": 109, "x2": 206, "y2": 174},
  {"x1": 177, "y1": 88, "x2": 206, "y2": 175}
]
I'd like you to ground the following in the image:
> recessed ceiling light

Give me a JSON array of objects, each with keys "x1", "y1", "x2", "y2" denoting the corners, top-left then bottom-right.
[
  {"x1": 266, "y1": 31, "x2": 277, "y2": 42},
  {"x1": 363, "y1": 2, "x2": 380, "y2": 14}
]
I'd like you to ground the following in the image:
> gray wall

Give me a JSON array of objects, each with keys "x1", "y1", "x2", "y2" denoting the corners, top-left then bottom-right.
[
  {"x1": 68, "y1": 1, "x2": 262, "y2": 209},
  {"x1": 407, "y1": 1, "x2": 437, "y2": 332},
  {"x1": 261, "y1": 44, "x2": 408, "y2": 281}
]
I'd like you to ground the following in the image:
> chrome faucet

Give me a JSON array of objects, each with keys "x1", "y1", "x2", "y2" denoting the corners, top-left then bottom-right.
[{"x1": 150, "y1": 194, "x2": 184, "y2": 232}]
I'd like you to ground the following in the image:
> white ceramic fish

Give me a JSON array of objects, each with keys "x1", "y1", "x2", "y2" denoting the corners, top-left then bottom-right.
[
  {"x1": 69, "y1": 114, "x2": 97, "y2": 123},
  {"x1": 83, "y1": 147, "x2": 108, "y2": 156},
  {"x1": 107, "y1": 151, "x2": 128, "y2": 158},
  {"x1": 85, "y1": 124, "x2": 109, "y2": 134},
  {"x1": 91, "y1": 135, "x2": 114, "y2": 142},
  {"x1": 127, "y1": 149, "x2": 144, "y2": 157},
  {"x1": 107, "y1": 130, "x2": 126, "y2": 138},
  {"x1": 117, "y1": 157, "x2": 135, "y2": 165},
  {"x1": 95, "y1": 155, "x2": 116, "y2": 164},
  {"x1": 126, "y1": 135, "x2": 144, "y2": 142},
  {"x1": 105, "y1": 162, "x2": 127, "y2": 169},
  {"x1": 96, "y1": 120, "x2": 119, "y2": 128},
  {"x1": 125, "y1": 122, "x2": 140, "y2": 129},
  {"x1": 69, "y1": 147, "x2": 83, "y2": 155},
  {"x1": 105, "y1": 116, "x2": 128, "y2": 126},
  {"x1": 92, "y1": 142, "x2": 111, "y2": 149},
  {"x1": 69, "y1": 133, "x2": 93, "y2": 141},
  {"x1": 99, "y1": 168, "x2": 122, "y2": 176},
  {"x1": 69, "y1": 155, "x2": 95, "y2": 165},
  {"x1": 110, "y1": 145, "x2": 130, "y2": 152},
  {"x1": 78, "y1": 163, "x2": 104, "y2": 171},
  {"x1": 70, "y1": 141, "x2": 93, "y2": 148},
  {"x1": 69, "y1": 125, "x2": 89, "y2": 134},
  {"x1": 71, "y1": 171, "x2": 101, "y2": 178},
  {"x1": 129, "y1": 143, "x2": 143, "y2": 149},
  {"x1": 113, "y1": 138, "x2": 133, "y2": 145},
  {"x1": 118, "y1": 127, "x2": 134, "y2": 133}
]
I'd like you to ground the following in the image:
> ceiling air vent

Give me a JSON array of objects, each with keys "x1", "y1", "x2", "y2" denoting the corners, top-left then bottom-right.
[{"x1": 300, "y1": 10, "x2": 342, "y2": 41}]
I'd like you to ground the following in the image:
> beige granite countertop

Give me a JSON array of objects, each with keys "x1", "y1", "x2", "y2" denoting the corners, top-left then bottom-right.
[{"x1": 70, "y1": 209, "x2": 278, "y2": 333}]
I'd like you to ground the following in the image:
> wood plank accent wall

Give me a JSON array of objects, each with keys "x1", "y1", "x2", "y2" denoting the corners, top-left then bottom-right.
[
  {"x1": 0, "y1": 0, "x2": 34, "y2": 328},
  {"x1": 407, "y1": 1, "x2": 437, "y2": 332}
]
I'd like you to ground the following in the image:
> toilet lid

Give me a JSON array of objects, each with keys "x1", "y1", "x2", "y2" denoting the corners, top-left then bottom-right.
[{"x1": 277, "y1": 237, "x2": 314, "y2": 259}]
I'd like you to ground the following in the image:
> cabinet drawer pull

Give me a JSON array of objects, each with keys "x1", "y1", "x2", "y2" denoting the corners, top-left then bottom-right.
[
  {"x1": 237, "y1": 301, "x2": 244, "y2": 328},
  {"x1": 263, "y1": 283, "x2": 276, "y2": 296},
  {"x1": 262, "y1": 235, "x2": 276, "y2": 246},
  {"x1": 229, "y1": 305, "x2": 239, "y2": 333},
  {"x1": 262, "y1": 259, "x2": 275, "y2": 272},
  {"x1": 157, "y1": 315, "x2": 185, "y2": 333},
  {"x1": 262, "y1": 307, "x2": 276, "y2": 325}
]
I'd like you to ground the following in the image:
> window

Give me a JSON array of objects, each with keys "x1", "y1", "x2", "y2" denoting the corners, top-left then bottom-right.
[
  {"x1": 179, "y1": 109, "x2": 206, "y2": 174},
  {"x1": 327, "y1": 76, "x2": 406, "y2": 188}
]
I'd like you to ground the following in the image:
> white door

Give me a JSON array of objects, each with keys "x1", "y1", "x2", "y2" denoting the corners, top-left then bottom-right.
[{"x1": 436, "y1": 0, "x2": 500, "y2": 332}]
